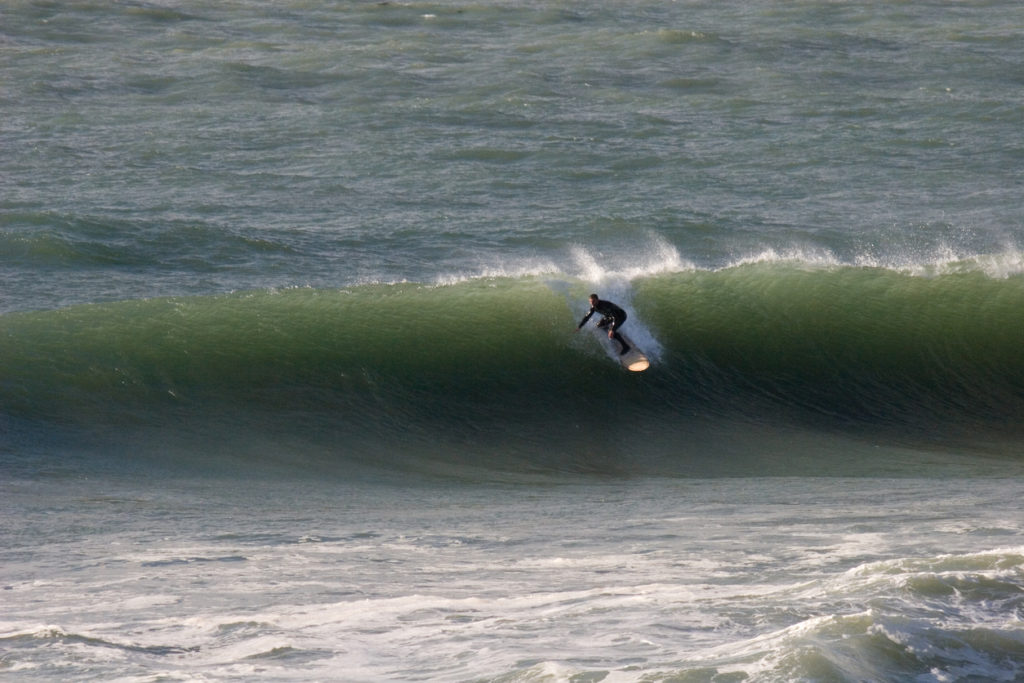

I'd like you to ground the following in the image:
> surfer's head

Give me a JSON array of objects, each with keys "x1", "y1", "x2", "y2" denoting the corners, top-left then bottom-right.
[{"x1": 589, "y1": 293, "x2": 599, "y2": 305}]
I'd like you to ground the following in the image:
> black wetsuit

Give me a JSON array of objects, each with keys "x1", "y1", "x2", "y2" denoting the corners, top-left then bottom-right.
[{"x1": 578, "y1": 299, "x2": 630, "y2": 354}]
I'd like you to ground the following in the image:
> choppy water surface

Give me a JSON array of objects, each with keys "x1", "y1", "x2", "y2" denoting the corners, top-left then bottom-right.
[{"x1": 2, "y1": 0, "x2": 1023, "y2": 680}]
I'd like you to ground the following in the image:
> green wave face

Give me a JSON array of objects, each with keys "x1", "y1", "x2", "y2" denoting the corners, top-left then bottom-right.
[
  {"x1": 4, "y1": 266, "x2": 1024, "y2": 473},
  {"x1": 653, "y1": 264, "x2": 1024, "y2": 428}
]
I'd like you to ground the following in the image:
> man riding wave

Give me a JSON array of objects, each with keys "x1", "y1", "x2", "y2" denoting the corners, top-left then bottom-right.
[{"x1": 576, "y1": 293, "x2": 631, "y2": 355}]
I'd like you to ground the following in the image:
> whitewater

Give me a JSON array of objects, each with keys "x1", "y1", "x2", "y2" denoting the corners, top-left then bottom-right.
[{"x1": 2, "y1": 0, "x2": 1024, "y2": 680}]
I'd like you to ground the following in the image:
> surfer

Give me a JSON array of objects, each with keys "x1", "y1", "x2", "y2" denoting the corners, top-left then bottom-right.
[{"x1": 576, "y1": 293, "x2": 631, "y2": 355}]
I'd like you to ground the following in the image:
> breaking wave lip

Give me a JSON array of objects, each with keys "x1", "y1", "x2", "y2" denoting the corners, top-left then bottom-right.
[
  {"x1": 569, "y1": 232, "x2": 696, "y2": 284},
  {"x1": 349, "y1": 232, "x2": 693, "y2": 290},
  {"x1": 424, "y1": 235, "x2": 1024, "y2": 295},
  {"x1": 720, "y1": 243, "x2": 1024, "y2": 279},
  {"x1": 429, "y1": 257, "x2": 562, "y2": 287}
]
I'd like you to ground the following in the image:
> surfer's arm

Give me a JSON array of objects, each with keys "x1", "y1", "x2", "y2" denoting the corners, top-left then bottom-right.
[{"x1": 576, "y1": 307, "x2": 595, "y2": 330}]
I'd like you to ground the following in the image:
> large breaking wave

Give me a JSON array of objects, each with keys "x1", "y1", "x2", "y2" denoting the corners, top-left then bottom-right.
[{"x1": 3, "y1": 259, "x2": 1024, "y2": 475}]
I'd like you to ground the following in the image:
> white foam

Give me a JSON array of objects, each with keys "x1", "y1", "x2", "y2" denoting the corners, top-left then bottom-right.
[
  {"x1": 119, "y1": 594, "x2": 181, "y2": 609},
  {"x1": 570, "y1": 232, "x2": 694, "y2": 285},
  {"x1": 727, "y1": 243, "x2": 1024, "y2": 280},
  {"x1": 431, "y1": 257, "x2": 561, "y2": 287},
  {"x1": 725, "y1": 246, "x2": 843, "y2": 270},
  {"x1": 345, "y1": 239, "x2": 1024, "y2": 296},
  {"x1": 564, "y1": 233, "x2": 1024, "y2": 288}
]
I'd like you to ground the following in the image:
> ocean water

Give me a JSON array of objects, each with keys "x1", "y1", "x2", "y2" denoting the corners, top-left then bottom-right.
[{"x1": 2, "y1": 0, "x2": 1024, "y2": 680}]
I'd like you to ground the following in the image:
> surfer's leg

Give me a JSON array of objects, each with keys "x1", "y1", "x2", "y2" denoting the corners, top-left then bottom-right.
[
  {"x1": 612, "y1": 332, "x2": 630, "y2": 355},
  {"x1": 610, "y1": 322, "x2": 631, "y2": 355}
]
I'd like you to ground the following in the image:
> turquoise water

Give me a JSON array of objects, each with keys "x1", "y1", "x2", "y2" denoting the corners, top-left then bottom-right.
[{"x1": 2, "y1": 1, "x2": 1024, "y2": 680}]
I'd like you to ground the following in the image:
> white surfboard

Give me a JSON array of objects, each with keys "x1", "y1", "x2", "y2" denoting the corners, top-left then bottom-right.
[{"x1": 618, "y1": 334, "x2": 650, "y2": 372}]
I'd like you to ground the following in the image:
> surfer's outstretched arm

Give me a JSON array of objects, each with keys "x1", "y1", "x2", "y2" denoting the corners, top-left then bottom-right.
[{"x1": 576, "y1": 307, "x2": 595, "y2": 330}]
